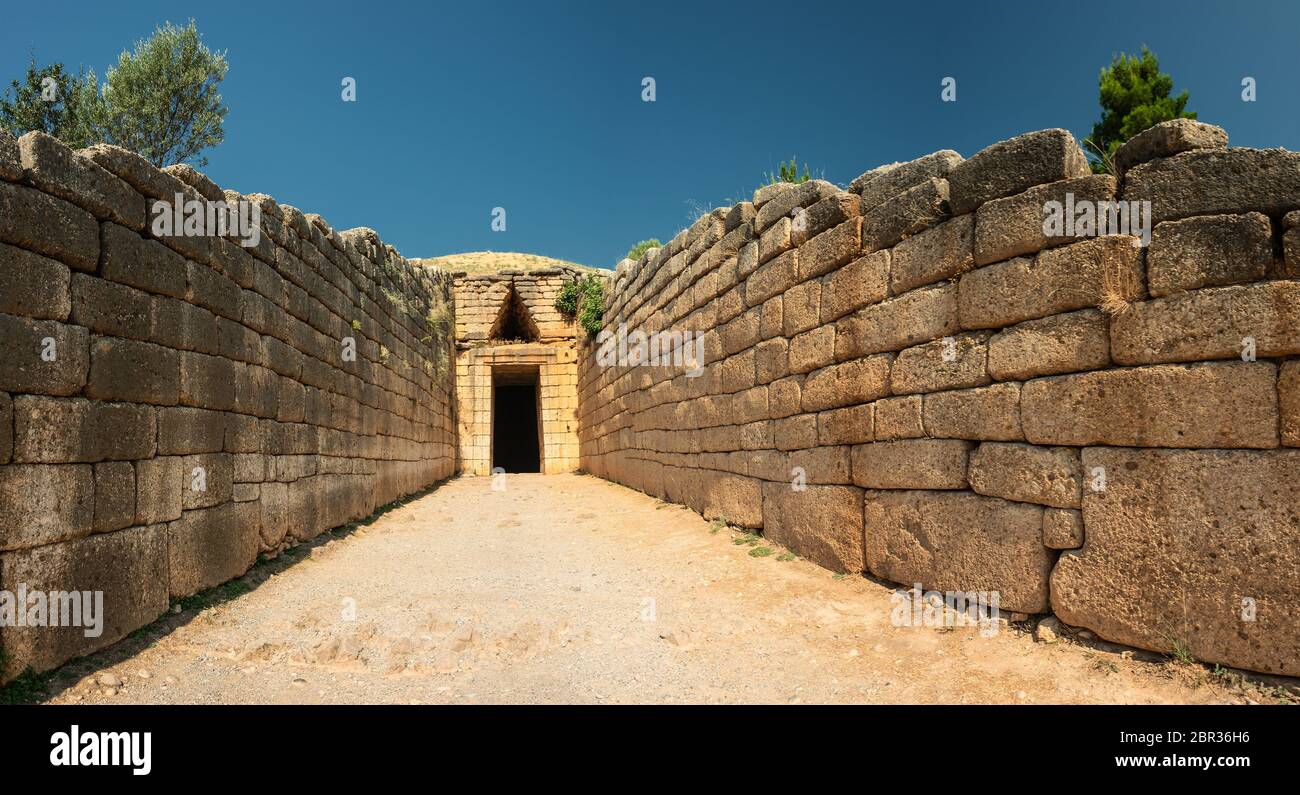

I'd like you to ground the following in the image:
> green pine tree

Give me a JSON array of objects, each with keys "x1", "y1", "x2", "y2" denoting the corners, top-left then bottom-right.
[{"x1": 1085, "y1": 46, "x2": 1196, "y2": 173}]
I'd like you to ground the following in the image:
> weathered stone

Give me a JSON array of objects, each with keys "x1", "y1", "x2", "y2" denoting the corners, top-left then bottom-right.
[
  {"x1": 801, "y1": 355, "x2": 892, "y2": 412},
  {"x1": 821, "y1": 249, "x2": 888, "y2": 323},
  {"x1": 1123, "y1": 147, "x2": 1300, "y2": 224},
  {"x1": 864, "y1": 489, "x2": 1051, "y2": 613},
  {"x1": 782, "y1": 278, "x2": 821, "y2": 336},
  {"x1": 19, "y1": 131, "x2": 145, "y2": 230},
  {"x1": 86, "y1": 336, "x2": 181, "y2": 405},
  {"x1": 1147, "y1": 213, "x2": 1272, "y2": 297},
  {"x1": 1110, "y1": 281, "x2": 1300, "y2": 365},
  {"x1": 179, "y1": 351, "x2": 238, "y2": 411},
  {"x1": 890, "y1": 331, "x2": 991, "y2": 395},
  {"x1": 163, "y1": 163, "x2": 223, "y2": 201},
  {"x1": 856, "y1": 150, "x2": 963, "y2": 213},
  {"x1": 0, "y1": 314, "x2": 89, "y2": 396},
  {"x1": 922, "y1": 383, "x2": 1023, "y2": 441},
  {"x1": 890, "y1": 214, "x2": 973, "y2": 294},
  {"x1": 1283, "y1": 361, "x2": 1300, "y2": 447},
  {"x1": 774, "y1": 414, "x2": 818, "y2": 450},
  {"x1": 797, "y1": 218, "x2": 861, "y2": 279},
  {"x1": 1042, "y1": 508, "x2": 1083, "y2": 550},
  {"x1": 755, "y1": 180, "x2": 839, "y2": 233},
  {"x1": 93, "y1": 461, "x2": 136, "y2": 533},
  {"x1": 817, "y1": 403, "x2": 874, "y2": 446},
  {"x1": 1112, "y1": 119, "x2": 1228, "y2": 176},
  {"x1": 181, "y1": 453, "x2": 234, "y2": 510},
  {"x1": 860, "y1": 178, "x2": 949, "y2": 253},
  {"x1": 69, "y1": 273, "x2": 152, "y2": 340},
  {"x1": 167, "y1": 501, "x2": 260, "y2": 597},
  {"x1": 757, "y1": 216, "x2": 792, "y2": 265},
  {"x1": 99, "y1": 221, "x2": 188, "y2": 298},
  {"x1": 0, "y1": 392, "x2": 10, "y2": 465},
  {"x1": 701, "y1": 473, "x2": 763, "y2": 528},
  {"x1": 762, "y1": 483, "x2": 863, "y2": 573},
  {"x1": 0, "y1": 180, "x2": 99, "y2": 270},
  {"x1": 12, "y1": 396, "x2": 156, "y2": 463},
  {"x1": 968, "y1": 442, "x2": 1081, "y2": 509},
  {"x1": 987, "y1": 309, "x2": 1110, "y2": 381},
  {"x1": 1021, "y1": 362, "x2": 1277, "y2": 448},
  {"x1": 0, "y1": 464, "x2": 93, "y2": 550},
  {"x1": 958, "y1": 237, "x2": 1144, "y2": 329},
  {"x1": 873, "y1": 395, "x2": 924, "y2": 440},
  {"x1": 835, "y1": 283, "x2": 958, "y2": 359},
  {"x1": 745, "y1": 249, "x2": 797, "y2": 307},
  {"x1": 947, "y1": 129, "x2": 1091, "y2": 215},
  {"x1": 851, "y1": 439, "x2": 971, "y2": 489},
  {"x1": 158, "y1": 406, "x2": 228, "y2": 455},
  {"x1": 973, "y1": 175, "x2": 1116, "y2": 265},
  {"x1": 787, "y1": 327, "x2": 832, "y2": 374},
  {"x1": 0, "y1": 524, "x2": 167, "y2": 678},
  {"x1": 0, "y1": 128, "x2": 20, "y2": 181},
  {"x1": 0, "y1": 242, "x2": 72, "y2": 320},
  {"x1": 258, "y1": 480, "x2": 289, "y2": 548},
  {"x1": 135, "y1": 456, "x2": 184, "y2": 525},
  {"x1": 79, "y1": 143, "x2": 188, "y2": 201},
  {"x1": 792, "y1": 194, "x2": 860, "y2": 246},
  {"x1": 1052, "y1": 447, "x2": 1300, "y2": 676}
]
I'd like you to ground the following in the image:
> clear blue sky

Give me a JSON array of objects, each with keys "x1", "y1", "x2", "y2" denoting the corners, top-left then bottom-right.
[{"x1": 4, "y1": 1, "x2": 1298, "y2": 269}]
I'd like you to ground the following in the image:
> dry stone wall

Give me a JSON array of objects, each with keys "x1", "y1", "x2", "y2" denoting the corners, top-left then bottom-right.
[
  {"x1": 577, "y1": 120, "x2": 1300, "y2": 677},
  {"x1": 0, "y1": 130, "x2": 457, "y2": 679}
]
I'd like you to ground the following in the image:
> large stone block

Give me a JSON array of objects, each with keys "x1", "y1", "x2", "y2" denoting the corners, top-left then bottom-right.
[
  {"x1": 1053, "y1": 447, "x2": 1300, "y2": 676},
  {"x1": 968, "y1": 442, "x2": 1081, "y2": 508},
  {"x1": 1124, "y1": 147, "x2": 1300, "y2": 224},
  {"x1": 0, "y1": 464, "x2": 94, "y2": 550},
  {"x1": 99, "y1": 221, "x2": 188, "y2": 299},
  {"x1": 79, "y1": 142, "x2": 188, "y2": 202},
  {"x1": 860, "y1": 178, "x2": 949, "y2": 252},
  {"x1": 872, "y1": 395, "x2": 923, "y2": 440},
  {"x1": 855, "y1": 150, "x2": 963, "y2": 213},
  {"x1": 821, "y1": 249, "x2": 888, "y2": 323},
  {"x1": 0, "y1": 128, "x2": 19, "y2": 181},
  {"x1": 69, "y1": 272, "x2": 152, "y2": 340},
  {"x1": 1112, "y1": 119, "x2": 1228, "y2": 176},
  {"x1": 958, "y1": 236, "x2": 1144, "y2": 329},
  {"x1": 816, "y1": 403, "x2": 874, "y2": 446},
  {"x1": 1042, "y1": 508, "x2": 1084, "y2": 550},
  {"x1": 851, "y1": 439, "x2": 971, "y2": 489},
  {"x1": 787, "y1": 326, "x2": 832, "y2": 374},
  {"x1": 1283, "y1": 361, "x2": 1300, "y2": 447},
  {"x1": 158, "y1": 406, "x2": 227, "y2": 455},
  {"x1": 0, "y1": 314, "x2": 89, "y2": 396},
  {"x1": 167, "y1": 500, "x2": 260, "y2": 597},
  {"x1": 973, "y1": 175, "x2": 1116, "y2": 265},
  {"x1": 754, "y1": 180, "x2": 839, "y2": 233},
  {"x1": 92, "y1": 461, "x2": 136, "y2": 533},
  {"x1": 19, "y1": 131, "x2": 145, "y2": 230},
  {"x1": 0, "y1": 241, "x2": 72, "y2": 320},
  {"x1": 0, "y1": 392, "x2": 10, "y2": 465},
  {"x1": 761, "y1": 482, "x2": 864, "y2": 573},
  {"x1": 1146, "y1": 213, "x2": 1272, "y2": 297},
  {"x1": 987, "y1": 309, "x2": 1110, "y2": 381},
  {"x1": 864, "y1": 489, "x2": 1051, "y2": 613},
  {"x1": 890, "y1": 331, "x2": 991, "y2": 395},
  {"x1": 922, "y1": 382, "x2": 1023, "y2": 441},
  {"x1": 0, "y1": 180, "x2": 99, "y2": 270},
  {"x1": 801, "y1": 355, "x2": 892, "y2": 412},
  {"x1": 745, "y1": 249, "x2": 798, "y2": 307},
  {"x1": 181, "y1": 452, "x2": 234, "y2": 510},
  {"x1": 889, "y1": 214, "x2": 973, "y2": 294},
  {"x1": 0, "y1": 524, "x2": 168, "y2": 679},
  {"x1": 1022, "y1": 362, "x2": 1278, "y2": 448},
  {"x1": 179, "y1": 351, "x2": 238, "y2": 411},
  {"x1": 1110, "y1": 281, "x2": 1300, "y2": 365},
  {"x1": 797, "y1": 217, "x2": 861, "y2": 280},
  {"x1": 12, "y1": 396, "x2": 156, "y2": 463},
  {"x1": 947, "y1": 129, "x2": 1091, "y2": 215},
  {"x1": 135, "y1": 456, "x2": 184, "y2": 525},
  {"x1": 700, "y1": 473, "x2": 763, "y2": 528},
  {"x1": 85, "y1": 336, "x2": 181, "y2": 405},
  {"x1": 835, "y1": 283, "x2": 958, "y2": 359}
]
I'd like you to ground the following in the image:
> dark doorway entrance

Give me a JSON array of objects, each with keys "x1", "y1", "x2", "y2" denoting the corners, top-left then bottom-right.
[{"x1": 492, "y1": 369, "x2": 541, "y2": 473}]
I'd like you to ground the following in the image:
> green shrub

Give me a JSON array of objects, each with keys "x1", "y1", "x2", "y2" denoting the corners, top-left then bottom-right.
[
  {"x1": 554, "y1": 274, "x2": 606, "y2": 336},
  {"x1": 763, "y1": 157, "x2": 815, "y2": 187},
  {"x1": 625, "y1": 238, "x2": 661, "y2": 261}
]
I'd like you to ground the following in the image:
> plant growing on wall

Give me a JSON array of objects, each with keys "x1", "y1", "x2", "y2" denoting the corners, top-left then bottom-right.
[
  {"x1": 423, "y1": 297, "x2": 454, "y2": 379},
  {"x1": 625, "y1": 238, "x2": 661, "y2": 261},
  {"x1": 554, "y1": 274, "x2": 606, "y2": 336},
  {"x1": 1084, "y1": 45, "x2": 1195, "y2": 174},
  {"x1": 763, "y1": 157, "x2": 817, "y2": 186}
]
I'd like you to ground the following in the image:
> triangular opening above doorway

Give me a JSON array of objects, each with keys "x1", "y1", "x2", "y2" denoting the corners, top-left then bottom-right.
[{"x1": 488, "y1": 284, "x2": 540, "y2": 342}]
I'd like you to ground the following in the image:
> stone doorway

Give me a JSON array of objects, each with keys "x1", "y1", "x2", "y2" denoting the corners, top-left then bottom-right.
[{"x1": 492, "y1": 366, "x2": 542, "y2": 473}]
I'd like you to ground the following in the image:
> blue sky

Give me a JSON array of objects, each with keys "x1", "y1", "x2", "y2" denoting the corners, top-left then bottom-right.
[{"x1": 3, "y1": 1, "x2": 1298, "y2": 269}]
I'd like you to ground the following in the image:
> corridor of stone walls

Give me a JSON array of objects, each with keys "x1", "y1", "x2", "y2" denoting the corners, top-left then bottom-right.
[{"x1": 1, "y1": 118, "x2": 1298, "y2": 701}]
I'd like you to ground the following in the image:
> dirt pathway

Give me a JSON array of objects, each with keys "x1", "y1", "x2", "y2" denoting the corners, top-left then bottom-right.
[{"x1": 40, "y1": 474, "x2": 1256, "y2": 705}]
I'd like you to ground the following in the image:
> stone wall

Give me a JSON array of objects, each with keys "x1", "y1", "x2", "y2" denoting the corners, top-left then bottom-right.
[
  {"x1": 0, "y1": 131, "x2": 457, "y2": 679},
  {"x1": 577, "y1": 121, "x2": 1300, "y2": 677}
]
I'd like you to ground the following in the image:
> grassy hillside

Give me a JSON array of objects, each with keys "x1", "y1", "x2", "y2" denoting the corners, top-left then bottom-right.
[{"x1": 417, "y1": 251, "x2": 604, "y2": 276}]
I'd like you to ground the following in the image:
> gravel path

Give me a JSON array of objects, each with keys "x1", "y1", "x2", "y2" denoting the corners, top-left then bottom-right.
[{"x1": 41, "y1": 474, "x2": 1246, "y2": 704}]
